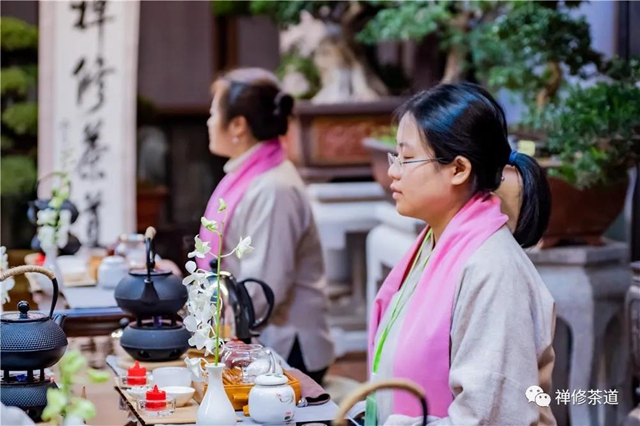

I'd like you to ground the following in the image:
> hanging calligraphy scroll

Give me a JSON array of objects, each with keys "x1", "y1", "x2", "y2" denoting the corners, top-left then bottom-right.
[{"x1": 39, "y1": 0, "x2": 140, "y2": 247}]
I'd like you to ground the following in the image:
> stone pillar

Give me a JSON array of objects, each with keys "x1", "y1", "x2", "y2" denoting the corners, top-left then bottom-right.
[{"x1": 527, "y1": 242, "x2": 633, "y2": 426}]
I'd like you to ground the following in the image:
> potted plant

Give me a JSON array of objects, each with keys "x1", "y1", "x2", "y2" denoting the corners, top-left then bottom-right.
[
  {"x1": 472, "y1": 1, "x2": 639, "y2": 246},
  {"x1": 181, "y1": 197, "x2": 255, "y2": 425},
  {"x1": 1, "y1": 17, "x2": 39, "y2": 249},
  {"x1": 363, "y1": 125, "x2": 397, "y2": 197}
]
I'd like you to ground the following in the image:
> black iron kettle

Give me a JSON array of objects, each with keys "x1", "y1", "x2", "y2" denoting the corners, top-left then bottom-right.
[
  {"x1": 115, "y1": 227, "x2": 188, "y2": 319},
  {"x1": 0, "y1": 266, "x2": 68, "y2": 371},
  {"x1": 209, "y1": 259, "x2": 275, "y2": 343}
]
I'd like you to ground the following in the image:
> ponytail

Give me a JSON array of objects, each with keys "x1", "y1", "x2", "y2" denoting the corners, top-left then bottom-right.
[{"x1": 508, "y1": 151, "x2": 551, "y2": 248}]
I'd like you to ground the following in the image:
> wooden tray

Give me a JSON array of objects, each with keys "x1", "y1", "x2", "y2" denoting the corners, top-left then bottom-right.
[{"x1": 195, "y1": 369, "x2": 302, "y2": 411}]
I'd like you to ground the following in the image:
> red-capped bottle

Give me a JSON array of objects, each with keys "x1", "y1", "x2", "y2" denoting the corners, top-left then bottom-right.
[
  {"x1": 145, "y1": 385, "x2": 167, "y2": 411},
  {"x1": 127, "y1": 361, "x2": 147, "y2": 386}
]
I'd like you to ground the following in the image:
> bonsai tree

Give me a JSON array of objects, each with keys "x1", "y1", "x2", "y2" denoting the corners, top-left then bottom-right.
[
  {"x1": 471, "y1": 1, "x2": 601, "y2": 120},
  {"x1": 358, "y1": 0, "x2": 508, "y2": 83},
  {"x1": 1, "y1": 17, "x2": 39, "y2": 248},
  {"x1": 214, "y1": 1, "x2": 508, "y2": 98},
  {"x1": 1, "y1": 17, "x2": 38, "y2": 198},
  {"x1": 472, "y1": 1, "x2": 640, "y2": 190},
  {"x1": 544, "y1": 57, "x2": 640, "y2": 189}
]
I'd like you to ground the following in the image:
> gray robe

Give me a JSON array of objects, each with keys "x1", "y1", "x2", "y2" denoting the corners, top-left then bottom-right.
[
  {"x1": 221, "y1": 144, "x2": 335, "y2": 372},
  {"x1": 373, "y1": 227, "x2": 557, "y2": 425}
]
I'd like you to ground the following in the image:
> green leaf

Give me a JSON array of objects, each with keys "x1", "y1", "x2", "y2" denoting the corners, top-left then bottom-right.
[
  {"x1": 1, "y1": 67, "x2": 34, "y2": 96},
  {"x1": 41, "y1": 388, "x2": 67, "y2": 421},
  {"x1": 59, "y1": 350, "x2": 87, "y2": 375},
  {"x1": 2, "y1": 102, "x2": 38, "y2": 136},
  {"x1": 0, "y1": 155, "x2": 37, "y2": 197},
  {"x1": 67, "y1": 397, "x2": 97, "y2": 421},
  {"x1": 1, "y1": 135, "x2": 14, "y2": 150},
  {"x1": 0, "y1": 17, "x2": 38, "y2": 51},
  {"x1": 87, "y1": 368, "x2": 110, "y2": 383}
]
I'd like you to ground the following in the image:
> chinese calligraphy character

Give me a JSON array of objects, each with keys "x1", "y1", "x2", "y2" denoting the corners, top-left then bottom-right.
[
  {"x1": 84, "y1": 191, "x2": 102, "y2": 247},
  {"x1": 76, "y1": 121, "x2": 107, "y2": 180},
  {"x1": 70, "y1": 0, "x2": 113, "y2": 31},
  {"x1": 571, "y1": 389, "x2": 587, "y2": 405},
  {"x1": 555, "y1": 390, "x2": 571, "y2": 405},
  {"x1": 588, "y1": 389, "x2": 602, "y2": 405},
  {"x1": 604, "y1": 389, "x2": 618, "y2": 405},
  {"x1": 73, "y1": 56, "x2": 114, "y2": 112}
]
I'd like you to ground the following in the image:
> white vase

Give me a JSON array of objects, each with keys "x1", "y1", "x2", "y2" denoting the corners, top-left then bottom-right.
[{"x1": 196, "y1": 363, "x2": 236, "y2": 425}]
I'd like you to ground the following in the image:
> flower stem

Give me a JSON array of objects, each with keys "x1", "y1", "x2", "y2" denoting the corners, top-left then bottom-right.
[{"x1": 213, "y1": 210, "x2": 228, "y2": 365}]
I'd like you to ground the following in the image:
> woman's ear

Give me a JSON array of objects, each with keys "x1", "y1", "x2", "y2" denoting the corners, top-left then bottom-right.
[
  {"x1": 228, "y1": 115, "x2": 249, "y2": 139},
  {"x1": 450, "y1": 156, "x2": 473, "y2": 187}
]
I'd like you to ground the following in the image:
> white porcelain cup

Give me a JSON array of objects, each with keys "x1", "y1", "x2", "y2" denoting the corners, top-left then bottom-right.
[
  {"x1": 98, "y1": 256, "x2": 129, "y2": 289},
  {"x1": 152, "y1": 367, "x2": 192, "y2": 388}
]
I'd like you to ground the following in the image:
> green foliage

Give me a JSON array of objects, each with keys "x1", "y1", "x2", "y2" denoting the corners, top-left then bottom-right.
[
  {"x1": 210, "y1": 0, "x2": 250, "y2": 16},
  {"x1": 250, "y1": 1, "x2": 322, "y2": 25},
  {"x1": 472, "y1": 2, "x2": 601, "y2": 107},
  {"x1": 370, "y1": 125, "x2": 398, "y2": 147},
  {"x1": 1, "y1": 17, "x2": 39, "y2": 207},
  {"x1": 0, "y1": 17, "x2": 38, "y2": 51},
  {"x1": 41, "y1": 350, "x2": 109, "y2": 423},
  {"x1": 2, "y1": 102, "x2": 38, "y2": 136},
  {"x1": 276, "y1": 51, "x2": 321, "y2": 99},
  {"x1": 0, "y1": 155, "x2": 37, "y2": 197},
  {"x1": 0, "y1": 67, "x2": 34, "y2": 96},
  {"x1": 545, "y1": 80, "x2": 640, "y2": 189},
  {"x1": 358, "y1": 1, "x2": 450, "y2": 44}
]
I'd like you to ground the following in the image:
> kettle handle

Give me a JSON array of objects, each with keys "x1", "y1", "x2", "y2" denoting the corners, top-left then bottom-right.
[
  {"x1": 144, "y1": 227, "x2": 157, "y2": 281},
  {"x1": 0, "y1": 265, "x2": 60, "y2": 319},
  {"x1": 237, "y1": 278, "x2": 275, "y2": 329}
]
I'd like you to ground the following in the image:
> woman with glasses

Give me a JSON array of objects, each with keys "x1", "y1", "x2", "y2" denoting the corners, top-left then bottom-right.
[
  {"x1": 197, "y1": 68, "x2": 334, "y2": 385},
  {"x1": 366, "y1": 83, "x2": 556, "y2": 425}
]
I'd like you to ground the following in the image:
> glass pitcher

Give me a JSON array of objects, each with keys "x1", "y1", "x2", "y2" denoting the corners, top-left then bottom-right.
[{"x1": 221, "y1": 342, "x2": 279, "y2": 384}]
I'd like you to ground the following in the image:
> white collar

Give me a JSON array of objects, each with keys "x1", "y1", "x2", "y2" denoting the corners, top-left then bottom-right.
[{"x1": 223, "y1": 142, "x2": 265, "y2": 173}]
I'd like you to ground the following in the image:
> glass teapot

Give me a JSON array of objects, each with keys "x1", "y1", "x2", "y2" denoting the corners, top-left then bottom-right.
[{"x1": 221, "y1": 342, "x2": 283, "y2": 384}]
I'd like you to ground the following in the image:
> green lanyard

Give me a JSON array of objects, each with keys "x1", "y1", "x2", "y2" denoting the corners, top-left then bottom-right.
[{"x1": 372, "y1": 228, "x2": 433, "y2": 374}]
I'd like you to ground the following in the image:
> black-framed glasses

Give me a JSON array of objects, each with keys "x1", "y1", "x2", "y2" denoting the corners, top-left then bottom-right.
[{"x1": 388, "y1": 153, "x2": 443, "y2": 171}]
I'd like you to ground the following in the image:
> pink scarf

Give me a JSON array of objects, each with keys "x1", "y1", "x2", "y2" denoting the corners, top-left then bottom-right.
[
  {"x1": 196, "y1": 139, "x2": 286, "y2": 270},
  {"x1": 368, "y1": 193, "x2": 508, "y2": 418}
]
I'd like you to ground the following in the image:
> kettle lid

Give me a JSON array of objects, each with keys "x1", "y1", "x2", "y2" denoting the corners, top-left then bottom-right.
[{"x1": 1, "y1": 301, "x2": 48, "y2": 323}]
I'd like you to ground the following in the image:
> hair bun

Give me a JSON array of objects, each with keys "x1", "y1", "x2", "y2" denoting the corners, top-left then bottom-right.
[{"x1": 274, "y1": 92, "x2": 294, "y2": 117}]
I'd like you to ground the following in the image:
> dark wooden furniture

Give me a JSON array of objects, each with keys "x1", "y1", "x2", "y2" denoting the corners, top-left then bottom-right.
[{"x1": 59, "y1": 307, "x2": 132, "y2": 338}]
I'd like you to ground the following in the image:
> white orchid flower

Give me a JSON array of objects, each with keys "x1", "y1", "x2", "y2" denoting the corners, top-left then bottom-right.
[
  {"x1": 235, "y1": 237, "x2": 254, "y2": 259},
  {"x1": 182, "y1": 261, "x2": 210, "y2": 286},
  {"x1": 184, "y1": 357, "x2": 204, "y2": 380},
  {"x1": 183, "y1": 315, "x2": 199, "y2": 333},
  {"x1": 56, "y1": 210, "x2": 72, "y2": 248},
  {"x1": 218, "y1": 198, "x2": 227, "y2": 213},
  {"x1": 188, "y1": 326, "x2": 212, "y2": 350},
  {"x1": 187, "y1": 235, "x2": 211, "y2": 259},
  {"x1": 36, "y1": 209, "x2": 57, "y2": 226},
  {"x1": 38, "y1": 226, "x2": 57, "y2": 251},
  {"x1": 200, "y1": 217, "x2": 218, "y2": 232},
  {"x1": 204, "y1": 338, "x2": 217, "y2": 356}
]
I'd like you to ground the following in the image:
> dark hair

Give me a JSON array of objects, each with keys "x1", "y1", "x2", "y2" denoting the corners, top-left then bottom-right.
[
  {"x1": 397, "y1": 83, "x2": 551, "y2": 248},
  {"x1": 213, "y1": 68, "x2": 294, "y2": 141}
]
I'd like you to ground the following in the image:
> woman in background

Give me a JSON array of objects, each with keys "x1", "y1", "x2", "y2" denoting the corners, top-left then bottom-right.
[
  {"x1": 197, "y1": 68, "x2": 334, "y2": 384},
  {"x1": 367, "y1": 83, "x2": 556, "y2": 425}
]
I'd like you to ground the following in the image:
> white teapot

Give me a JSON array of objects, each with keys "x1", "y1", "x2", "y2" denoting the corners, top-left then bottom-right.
[{"x1": 248, "y1": 373, "x2": 296, "y2": 424}]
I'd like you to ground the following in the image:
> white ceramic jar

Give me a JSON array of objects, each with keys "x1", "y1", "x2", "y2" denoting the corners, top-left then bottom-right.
[
  {"x1": 97, "y1": 256, "x2": 129, "y2": 289},
  {"x1": 248, "y1": 373, "x2": 296, "y2": 424}
]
